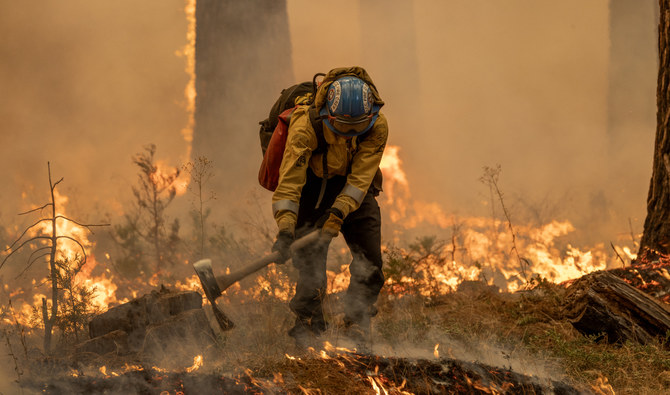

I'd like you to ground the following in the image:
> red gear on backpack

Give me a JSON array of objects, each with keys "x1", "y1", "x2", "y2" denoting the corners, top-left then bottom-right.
[{"x1": 258, "y1": 108, "x2": 294, "y2": 191}]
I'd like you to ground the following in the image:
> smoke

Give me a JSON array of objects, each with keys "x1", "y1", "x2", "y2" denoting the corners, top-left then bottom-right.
[
  {"x1": 0, "y1": 0, "x2": 190, "y2": 221},
  {"x1": 0, "y1": 0, "x2": 658, "y2": 244},
  {"x1": 0, "y1": 356, "x2": 21, "y2": 395},
  {"x1": 288, "y1": 0, "x2": 657, "y2": 243}
]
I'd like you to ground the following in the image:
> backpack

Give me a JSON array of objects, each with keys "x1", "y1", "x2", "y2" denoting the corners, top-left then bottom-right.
[
  {"x1": 258, "y1": 68, "x2": 384, "y2": 198},
  {"x1": 258, "y1": 75, "x2": 327, "y2": 192}
]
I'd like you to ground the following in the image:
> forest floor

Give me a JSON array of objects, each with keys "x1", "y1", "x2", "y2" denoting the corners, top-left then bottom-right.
[{"x1": 5, "y1": 276, "x2": 670, "y2": 394}]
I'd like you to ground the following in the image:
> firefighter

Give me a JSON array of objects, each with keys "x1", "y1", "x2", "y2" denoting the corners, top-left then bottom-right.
[{"x1": 271, "y1": 68, "x2": 388, "y2": 347}]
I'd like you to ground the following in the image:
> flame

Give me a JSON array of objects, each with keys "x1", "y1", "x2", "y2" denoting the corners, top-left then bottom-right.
[
  {"x1": 434, "y1": 343, "x2": 439, "y2": 358},
  {"x1": 240, "y1": 266, "x2": 293, "y2": 301},
  {"x1": 33, "y1": 189, "x2": 93, "y2": 262},
  {"x1": 379, "y1": 146, "x2": 410, "y2": 222},
  {"x1": 80, "y1": 271, "x2": 126, "y2": 310},
  {"x1": 174, "y1": 274, "x2": 201, "y2": 292},
  {"x1": 9, "y1": 190, "x2": 123, "y2": 324},
  {"x1": 323, "y1": 341, "x2": 355, "y2": 354},
  {"x1": 176, "y1": 0, "x2": 196, "y2": 157},
  {"x1": 153, "y1": 160, "x2": 187, "y2": 196},
  {"x1": 185, "y1": 354, "x2": 203, "y2": 373},
  {"x1": 367, "y1": 375, "x2": 389, "y2": 395},
  {"x1": 376, "y1": 146, "x2": 634, "y2": 293},
  {"x1": 591, "y1": 375, "x2": 615, "y2": 395}
]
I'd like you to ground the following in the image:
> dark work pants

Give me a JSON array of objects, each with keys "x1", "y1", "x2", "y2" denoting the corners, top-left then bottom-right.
[{"x1": 289, "y1": 169, "x2": 384, "y2": 334}]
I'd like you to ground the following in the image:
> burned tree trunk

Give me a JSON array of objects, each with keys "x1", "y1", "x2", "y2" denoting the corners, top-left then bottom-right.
[
  {"x1": 638, "y1": 0, "x2": 670, "y2": 260},
  {"x1": 193, "y1": 0, "x2": 293, "y2": 203},
  {"x1": 563, "y1": 271, "x2": 670, "y2": 344}
]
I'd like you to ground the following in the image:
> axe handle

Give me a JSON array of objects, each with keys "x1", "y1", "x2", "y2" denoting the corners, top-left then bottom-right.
[{"x1": 214, "y1": 230, "x2": 325, "y2": 291}]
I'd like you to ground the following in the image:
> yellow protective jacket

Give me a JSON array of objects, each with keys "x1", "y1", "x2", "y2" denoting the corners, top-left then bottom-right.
[
  {"x1": 273, "y1": 67, "x2": 388, "y2": 234},
  {"x1": 272, "y1": 107, "x2": 388, "y2": 234}
]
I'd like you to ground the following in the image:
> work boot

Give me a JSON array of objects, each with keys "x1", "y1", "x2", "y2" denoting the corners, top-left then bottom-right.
[
  {"x1": 288, "y1": 318, "x2": 321, "y2": 351},
  {"x1": 342, "y1": 316, "x2": 371, "y2": 353}
]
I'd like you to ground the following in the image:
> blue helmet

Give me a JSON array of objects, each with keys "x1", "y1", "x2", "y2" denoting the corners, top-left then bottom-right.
[{"x1": 319, "y1": 76, "x2": 381, "y2": 137}]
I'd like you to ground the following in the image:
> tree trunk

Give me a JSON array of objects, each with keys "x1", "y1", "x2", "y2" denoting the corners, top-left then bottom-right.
[
  {"x1": 193, "y1": 0, "x2": 293, "y2": 205},
  {"x1": 639, "y1": 1, "x2": 670, "y2": 260},
  {"x1": 44, "y1": 164, "x2": 59, "y2": 354}
]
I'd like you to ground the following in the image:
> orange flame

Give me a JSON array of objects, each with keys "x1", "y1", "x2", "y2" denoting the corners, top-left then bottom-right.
[
  {"x1": 377, "y1": 145, "x2": 635, "y2": 293},
  {"x1": 591, "y1": 375, "x2": 615, "y2": 395},
  {"x1": 10, "y1": 189, "x2": 123, "y2": 325},
  {"x1": 176, "y1": 0, "x2": 196, "y2": 157},
  {"x1": 185, "y1": 355, "x2": 203, "y2": 373}
]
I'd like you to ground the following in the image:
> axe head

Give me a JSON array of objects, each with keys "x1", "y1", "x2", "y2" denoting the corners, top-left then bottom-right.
[
  {"x1": 193, "y1": 259, "x2": 222, "y2": 302},
  {"x1": 193, "y1": 259, "x2": 234, "y2": 331}
]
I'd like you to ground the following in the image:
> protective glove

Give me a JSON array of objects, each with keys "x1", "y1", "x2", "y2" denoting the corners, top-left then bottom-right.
[
  {"x1": 316, "y1": 208, "x2": 344, "y2": 238},
  {"x1": 272, "y1": 230, "x2": 295, "y2": 264}
]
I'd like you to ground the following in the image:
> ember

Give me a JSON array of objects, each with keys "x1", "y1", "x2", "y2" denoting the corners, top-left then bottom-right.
[{"x1": 25, "y1": 345, "x2": 584, "y2": 394}]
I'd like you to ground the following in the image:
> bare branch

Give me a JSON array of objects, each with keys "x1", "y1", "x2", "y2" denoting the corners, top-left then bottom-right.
[
  {"x1": 55, "y1": 215, "x2": 110, "y2": 234},
  {"x1": 1, "y1": 236, "x2": 51, "y2": 270},
  {"x1": 52, "y1": 178, "x2": 64, "y2": 190},
  {"x1": 5, "y1": 218, "x2": 53, "y2": 252},
  {"x1": 54, "y1": 236, "x2": 88, "y2": 265},
  {"x1": 18, "y1": 203, "x2": 52, "y2": 216},
  {"x1": 610, "y1": 242, "x2": 626, "y2": 268},
  {"x1": 26, "y1": 246, "x2": 51, "y2": 266},
  {"x1": 16, "y1": 252, "x2": 51, "y2": 279}
]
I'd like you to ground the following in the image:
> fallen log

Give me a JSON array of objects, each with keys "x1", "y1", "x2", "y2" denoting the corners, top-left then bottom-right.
[
  {"x1": 87, "y1": 286, "x2": 203, "y2": 351},
  {"x1": 563, "y1": 270, "x2": 670, "y2": 344}
]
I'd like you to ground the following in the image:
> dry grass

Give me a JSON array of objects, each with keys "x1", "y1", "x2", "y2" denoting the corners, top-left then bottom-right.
[
  {"x1": 3, "y1": 258, "x2": 670, "y2": 394},
  {"x1": 374, "y1": 281, "x2": 670, "y2": 395}
]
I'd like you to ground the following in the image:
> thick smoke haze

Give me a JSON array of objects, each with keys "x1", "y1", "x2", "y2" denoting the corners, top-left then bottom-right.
[
  {"x1": 0, "y1": 1, "x2": 658, "y2": 245},
  {"x1": 0, "y1": 1, "x2": 189, "y2": 223},
  {"x1": 290, "y1": 0, "x2": 656, "y2": 243}
]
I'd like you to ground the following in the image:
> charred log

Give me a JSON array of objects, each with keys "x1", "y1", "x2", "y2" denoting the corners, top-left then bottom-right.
[
  {"x1": 80, "y1": 287, "x2": 219, "y2": 362},
  {"x1": 563, "y1": 270, "x2": 670, "y2": 344},
  {"x1": 608, "y1": 259, "x2": 670, "y2": 303}
]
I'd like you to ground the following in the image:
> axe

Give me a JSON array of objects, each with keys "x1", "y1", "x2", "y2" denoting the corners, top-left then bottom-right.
[{"x1": 193, "y1": 230, "x2": 324, "y2": 331}]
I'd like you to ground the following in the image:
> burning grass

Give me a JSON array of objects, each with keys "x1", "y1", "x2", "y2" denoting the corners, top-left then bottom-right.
[
  {"x1": 2, "y1": 264, "x2": 670, "y2": 394},
  {"x1": 0, "y1": 149, "x2": 665, "y2": 393},
  {"x1": 1, "y1": 219, "x2": 668, "y2": 393}
]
